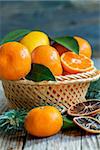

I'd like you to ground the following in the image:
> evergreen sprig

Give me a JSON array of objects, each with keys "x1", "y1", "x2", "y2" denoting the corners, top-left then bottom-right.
[
  {"x1": 86, "y1": 78, "x2": 100, "y2": 99},
  {"x1": 0, "y1": 109, "x2": 28, "y2": 133}
]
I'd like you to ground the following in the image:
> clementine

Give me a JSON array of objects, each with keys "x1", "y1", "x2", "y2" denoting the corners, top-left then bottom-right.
[
  {"x1": 0, "y1": 42, "x2": 31, "y2": 80},
  {"x1": 24, "y1": 106, "x2": 63, "y2": 137},
  {"x1": 61, "y1": 52, "x2": 94, "y2": 74},
  {"x1": 74, "y1": 36, "x2": 92, "y2": 58},
  {"x1": 31, "y1": 45, "x2": 63, "y2": 76}
]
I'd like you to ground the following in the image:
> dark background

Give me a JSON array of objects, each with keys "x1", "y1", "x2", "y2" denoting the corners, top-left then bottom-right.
[{"x1": 0, "y1": 0, "x2": 100, "y2": 68}]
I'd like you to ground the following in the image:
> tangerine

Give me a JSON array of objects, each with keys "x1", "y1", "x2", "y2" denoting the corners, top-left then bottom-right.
[
  {"x1": 0, "y1": 42, "x2": 31, "y2": 80},
  {"x1": 24, "y1": 106, "x2": 63, "y2": 137},
  {"x1": 31, "y1": 45, "x2": 63, "y2": 76},
  {"x1": 74, "y1": 36, "x2": 92, "y2": 58}
]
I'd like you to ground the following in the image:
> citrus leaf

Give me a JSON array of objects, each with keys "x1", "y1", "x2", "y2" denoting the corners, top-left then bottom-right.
[
  {"x1": 26, "y1": 64, "x2": 56, "y2": 82},
  {"x1": 53, "y1": 36, "x2": 79, "y2": 54},
  {"x1": 62, "y1": 116, "x2": 76, "y2": 129},
  {"x1": 0, "y1": 29, "x2": 31, "y2": 44}
]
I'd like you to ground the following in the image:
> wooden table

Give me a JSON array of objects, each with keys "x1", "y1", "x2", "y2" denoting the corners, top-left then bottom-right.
[{"x1": 0, "y1": 81, "x2": 100, "y2": 150}]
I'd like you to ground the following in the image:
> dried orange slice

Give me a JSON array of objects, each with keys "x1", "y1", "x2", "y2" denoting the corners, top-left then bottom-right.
[
  {"x1": 61, "y1": 52, "x2": 94, "y2": 73},
  {"x1": 90, "y1": 113, "x2": 100, "y2": 121},
  {"x1": 73, "y1": 116, "x2": 100, "y2": 134},
  {"x1": 68, "y1": 100, "x2": 100, "y2": 117}
]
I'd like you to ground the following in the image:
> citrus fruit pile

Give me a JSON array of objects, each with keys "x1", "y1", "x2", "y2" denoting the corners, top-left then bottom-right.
[{"x1": 0, "y1": 30, "x2": 94, "y2": 81}]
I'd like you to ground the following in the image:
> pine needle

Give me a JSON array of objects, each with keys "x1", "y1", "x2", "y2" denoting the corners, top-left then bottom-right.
[{"x1": 0, "y1": 109, "x2": 28, "y2": 134}]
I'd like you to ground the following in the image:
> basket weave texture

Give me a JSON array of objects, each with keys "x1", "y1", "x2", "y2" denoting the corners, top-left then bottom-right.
[{"x1": 2, "y1": 69, "x2": 100, "y2": 112}]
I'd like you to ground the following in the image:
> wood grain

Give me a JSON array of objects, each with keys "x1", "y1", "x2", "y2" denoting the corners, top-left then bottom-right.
[
  {"x1": 23, "y1": 130, "x2": 82, "y2": 150},
  {"x1": 0, "y1": 81, "x2": 8, "y2": 114},
  {"x1": 0, "y1": 133, "x2": 24, "y2": 150},
  {"x1": 81, "y1": 131, "x2": 100, "y2": 150}
]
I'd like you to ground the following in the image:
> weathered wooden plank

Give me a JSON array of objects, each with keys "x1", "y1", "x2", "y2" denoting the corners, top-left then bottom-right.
[
  {"x1": 0, "y1": 133, "x2": 24, "y2": 150},
  {"x1": 23, "y1": 129, "x2": 82, "y2": 150},
  {"x1": 81, "y1": 132, "x2": 100, "y2": 150},
  {"x1": 0, "y1": 81, "x2": 8, "y2": 113},
  {"x1": 0, "y1": 81, "x2": 25, "y2": 150}
]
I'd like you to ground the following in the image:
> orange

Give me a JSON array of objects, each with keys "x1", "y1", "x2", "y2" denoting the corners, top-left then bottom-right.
[
  {"x1": 74, "y1": 36, "x2": 92, "y2": 58},
  {"x1": 24, "y1": 106, "x2": 63, "y2": 137},
  {"x1": 20, "y1": 31, "x2": 50, "y2": 53},
  {"x1": 61, "y1": 52, "x2": 94, "y2": 74},
  {"x1": 52, "y1": 42, "x2": 68, "y2": 56},
  {"x1": 31, "y1": 45, "x2": 63, "y2": 76},
  {"x1": 0, "y1": 42, "x2": 31, "y2": 80},
  {"x1": 52, "y1": 36, "x2": 92, "y2": 58}
]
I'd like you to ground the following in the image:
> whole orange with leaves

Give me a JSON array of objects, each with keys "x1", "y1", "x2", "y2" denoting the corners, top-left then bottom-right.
[{"x1": 52, "y1": 36, "x2": 92, "y2": 58}]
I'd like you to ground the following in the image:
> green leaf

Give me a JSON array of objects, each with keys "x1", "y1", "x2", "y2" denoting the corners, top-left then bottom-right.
[
  {"x1": 86, "y1": 78, "x2": 100, "y2": 99},
  {"x1": 53, "y1": 36, "x2": 79, "y2": 54},
  {"x1": 62, "y1": 116, "x2": 76, "y2": 129},
  {"x1": 26, "y1": 64, "x2": 56, "y2": 82},
  {"x1": 0, "y1": 29, "x2": 31, "y2": 44}
]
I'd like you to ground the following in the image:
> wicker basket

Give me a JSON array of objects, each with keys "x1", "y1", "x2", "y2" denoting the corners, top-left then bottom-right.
[{"x1": 2, "y1": 69, "x2": 100, "y2": 113}]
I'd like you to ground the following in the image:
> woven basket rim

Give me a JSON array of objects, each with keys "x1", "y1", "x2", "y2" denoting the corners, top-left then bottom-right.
[{"x1": 2, "y1": 69, "x2": 100, "y2": 86}]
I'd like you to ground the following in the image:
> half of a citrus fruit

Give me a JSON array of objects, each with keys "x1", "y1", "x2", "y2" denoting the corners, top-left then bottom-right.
[
  {"x1": 73, "y1": 116, "x2": 100, "y2": 134},
  {"x1": 61, "y1": 52, "x2": 94, "y2": 73},
  {"x1": 67, "y1": 100, "x2": 100, "y2": 117}
]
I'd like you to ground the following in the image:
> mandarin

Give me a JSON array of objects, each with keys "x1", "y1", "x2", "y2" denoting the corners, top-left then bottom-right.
[
  {"x1": 24, "y1": 106, "x2": 63, "y2": 137},
  {"x1": 74, "y1": 36, "x2": 92, "y2": 58},
  {"x1": 31, "y1": 45, "x2": 63, "y2": 76},
  {"x1": 0, "y1": 42, "x2": 31, "y2": 80}
]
